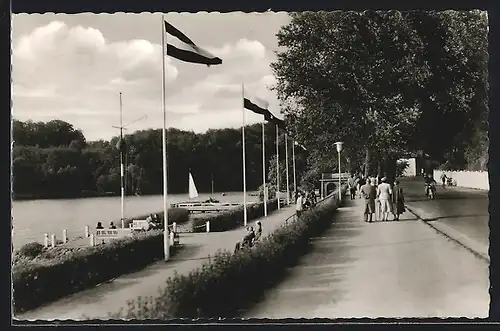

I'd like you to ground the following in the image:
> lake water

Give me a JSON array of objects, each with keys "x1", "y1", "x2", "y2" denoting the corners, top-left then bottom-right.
[{"x1": 11, "y1": 192, "x2": 259, "y2": 249}]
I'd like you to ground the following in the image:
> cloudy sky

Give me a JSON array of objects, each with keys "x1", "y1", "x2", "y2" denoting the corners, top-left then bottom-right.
[{"x1": 11, "y1": 12, "x2": 290, "y2": 141}]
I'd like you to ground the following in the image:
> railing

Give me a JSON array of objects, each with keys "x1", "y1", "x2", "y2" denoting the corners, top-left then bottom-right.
[{"x1": 283, "y1": 190, "x2": 340, "y2": 226}]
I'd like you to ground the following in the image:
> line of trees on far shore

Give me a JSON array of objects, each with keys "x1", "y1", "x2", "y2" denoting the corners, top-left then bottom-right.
[{"x1": 12, "y1": 119, "x2": 308, "y2": 200}]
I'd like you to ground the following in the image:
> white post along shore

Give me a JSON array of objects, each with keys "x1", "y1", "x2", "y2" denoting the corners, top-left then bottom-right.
[{"x1": 161, "y1": 14, "x2": 170, "y2": 261}]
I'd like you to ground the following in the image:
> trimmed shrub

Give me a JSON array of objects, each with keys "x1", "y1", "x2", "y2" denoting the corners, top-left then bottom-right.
[
  {"x1": 12, "y1": 230, "x2": 180, "y2": 313},
  {"x1": 17, "y1": 242, "x2": 44, "y2": 259},
  {"x1": 191, "y1": 199, "x2": 279, "y2": 232},
  {"x1": 113, "y1": 194, "x2": 341, "y2": 319}
]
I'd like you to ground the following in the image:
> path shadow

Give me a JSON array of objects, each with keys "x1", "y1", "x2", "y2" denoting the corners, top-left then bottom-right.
[{"x1": 424, "y1": 214, "x2": 489, "y2": 222}]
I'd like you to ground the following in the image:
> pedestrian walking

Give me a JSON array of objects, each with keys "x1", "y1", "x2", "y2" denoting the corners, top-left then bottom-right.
[
  {"x1": 357, "y1": 175, "x2": 366, "y2": 198},
  {"x1": 296, "y1": 191, "x2": 304, "y2": 218},
  {"x1": 360, "y1": 178, "x2": 377, "y2": 223},
  {"x1": 392, "y1": 179, "x2": 405, "y2": 221},
  {"x1": 377, "y1": 177, "x2": 393, "y2": 221},
  {"x1": 440, "y1": 172, "x2": 447, "y2": 189},
  {"x1": 348, "y1": 174, "x2": 357, "y2": 200}
]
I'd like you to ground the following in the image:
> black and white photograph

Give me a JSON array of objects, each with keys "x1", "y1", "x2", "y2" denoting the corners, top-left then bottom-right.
[{"x1": 11, "y1": 9, "x2": 491, "y2": 320}]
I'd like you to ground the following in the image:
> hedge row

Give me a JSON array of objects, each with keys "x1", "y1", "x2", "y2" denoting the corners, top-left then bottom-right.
[
  {"x1": 112, "y1": 194, "x2": 342, "y2": 319},
  {"x1": 191, "y1": 198, "x2": 279, "y2": 232},
  {"x1": 12, "y1": 230, "x2": 180, "y2": 314},
  {"x1": 12, "y1": 199, "x2": 278, "y2": 313}
]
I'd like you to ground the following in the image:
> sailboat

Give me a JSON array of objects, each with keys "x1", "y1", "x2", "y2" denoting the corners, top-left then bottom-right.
[
  {"x1": 170, "y1": 172, "x2": 240, "y2": 211},
  {"x1": 188, "y1": 172, "x2": 199, "y2": 199}
]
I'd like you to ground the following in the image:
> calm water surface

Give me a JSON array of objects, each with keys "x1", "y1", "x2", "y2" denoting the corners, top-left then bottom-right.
[{"x1": 12, "y1": 192, "x2": 258, "y2": 249}]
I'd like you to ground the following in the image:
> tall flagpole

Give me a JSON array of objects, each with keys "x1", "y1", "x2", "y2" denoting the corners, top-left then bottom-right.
[
  {"x1": 262, "y1": 122, "x2": 267, "y2": 217},
  {"x1": 276, "y1": 124, "x2": 280, "y2": 210},
  {"x1": 292, "y1": 139, "x2": 297, "y2": 199},
  {"x1": 161, "y1": 14, "x2": 170, "y2": 261},
  {"x1": 119, "y1": 92, "x2": 125, "y2": 228},
  {"x1": 242, "y1": 84, "x2": 248, "y2": 226},
  {"x1": 285, "y1": 133, "x2": 290, "y2": 205}
]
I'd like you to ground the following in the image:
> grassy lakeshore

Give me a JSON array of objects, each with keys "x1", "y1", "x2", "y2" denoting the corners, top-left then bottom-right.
[{"x1": 12, "y1": 198, "x2": 279, "y2": 313}]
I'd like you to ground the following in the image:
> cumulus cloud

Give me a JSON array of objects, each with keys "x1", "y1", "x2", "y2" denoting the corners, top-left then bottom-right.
[{"x1": 12, "y1": 17, "x2": 281, "y2": 140}]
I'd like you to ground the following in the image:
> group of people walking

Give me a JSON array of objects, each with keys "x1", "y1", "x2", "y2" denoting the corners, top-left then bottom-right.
[
  {"x1": 348, "y1": 174, "x2": 406, "y2": 222},
  {"x1": 294, "y1": 189, "x2": 318, "y2": 218}
]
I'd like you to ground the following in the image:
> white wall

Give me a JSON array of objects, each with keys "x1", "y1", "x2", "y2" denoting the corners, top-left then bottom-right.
[
  {"x1": 433, "y1": 169, "x2": 489, "y2": 191},
  {"x1": 399, "y1": 158, "x2": 417, "y2": 177}
]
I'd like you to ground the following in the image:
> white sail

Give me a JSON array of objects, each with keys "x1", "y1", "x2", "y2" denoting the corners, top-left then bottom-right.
[{"x1": 188, "y1": 172, "x2": 199, "y2": 199}]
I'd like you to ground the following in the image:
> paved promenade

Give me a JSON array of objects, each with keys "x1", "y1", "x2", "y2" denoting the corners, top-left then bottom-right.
[
  {"x1": 15, "y1": 205, "x2": 296, "y2": 320},
  {"x1": 400, "y1": 177, "x2": 489, "y2": 261},
  {"x1": 243, "y1": 197, "x2": 489, "y2": 318}
]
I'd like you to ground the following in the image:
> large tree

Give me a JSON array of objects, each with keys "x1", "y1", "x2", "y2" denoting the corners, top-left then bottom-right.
[
  {"x1": 273, "y1": 11, "x2": 431, "y2": 179},
  {"x1": 407, "y1": 10, "x2": 489, "y2": 168}
]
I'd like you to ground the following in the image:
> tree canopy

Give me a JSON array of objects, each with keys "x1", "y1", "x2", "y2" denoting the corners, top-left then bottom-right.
[
  {"x1": 272, "y1": 10, "x2": 489, "y2": 179},
  {"x1": 12, "y1": 119, "x2": 306, "y2": 200}
]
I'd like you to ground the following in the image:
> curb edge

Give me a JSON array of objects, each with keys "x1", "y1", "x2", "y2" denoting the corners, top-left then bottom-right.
[{"x1": 405, "y1": 206, "x2": 490, "y2": 263}]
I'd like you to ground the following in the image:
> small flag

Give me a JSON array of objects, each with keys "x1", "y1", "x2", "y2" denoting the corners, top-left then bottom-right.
[
  {"x1": 265, "y1": 111, "x2": 286, "y2": 129},
  {"x1": 165, "y1": 21, "x2": 222, "y2": 66},
  {"x1": 244, "y1": 96, "x2": 270, "y2": 116}
]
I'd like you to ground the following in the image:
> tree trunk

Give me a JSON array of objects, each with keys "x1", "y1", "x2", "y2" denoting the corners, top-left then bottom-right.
[
  {"x1": 364, "y1": 147, "x2": 372, "y2": 178},
  {"x1": 385, "y1": 155, "x2": 397, "y2": 184}
]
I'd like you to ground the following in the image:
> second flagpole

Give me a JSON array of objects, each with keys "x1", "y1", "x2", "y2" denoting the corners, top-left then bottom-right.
[
  {"x1": 242, "y1": 84, "x2": 248, "y2": 226},
  {"x1": 276, "y1": 124, "x2": 280, "y2": 210},
  {"x1": 262, "y1": 122, "x2": 267, "y2": 217},
  {"x1": 161, "y1": 14, "x2": 170, "y2": 261}
]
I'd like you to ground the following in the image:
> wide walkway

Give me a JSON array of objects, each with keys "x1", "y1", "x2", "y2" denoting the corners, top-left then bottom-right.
[
  {"x1": 400, "y1": 177, "x2": 489, "y2": 261},
  {"x1": 15, "y1": 205, "x2": 296, "y2": 320},
  {"x1": 243, "y1": 197, "x2": 489, "y2": 318}
]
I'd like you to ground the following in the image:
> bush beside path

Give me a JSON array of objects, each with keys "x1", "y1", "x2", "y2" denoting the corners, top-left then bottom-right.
[{"x1": 14, "y1": 204, "x2": 297, "y2": 320}]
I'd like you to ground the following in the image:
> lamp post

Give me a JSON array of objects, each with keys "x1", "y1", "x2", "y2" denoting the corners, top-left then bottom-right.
[{"x1": 334, "y1": 142, "x2": 344, "y2": 202}]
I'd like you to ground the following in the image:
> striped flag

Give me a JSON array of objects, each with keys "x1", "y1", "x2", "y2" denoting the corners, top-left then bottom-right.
[
  {"x1": 265, "y1": 111, "x2": 286, "y2": 129},
  {"x1": 244, "y1": 95, "x2": 270, "y2": 117},
  {"x1": 164, "y1": 21, "x2": 222, "y2": 66}
]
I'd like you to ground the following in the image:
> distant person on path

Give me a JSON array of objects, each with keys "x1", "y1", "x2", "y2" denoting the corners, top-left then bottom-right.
[
  {"x1": 254, "y1": 221, "x2": 263, "y2": 242},
  {"x1": 109, "y1": 222, "x2": 117, "y2": 229},
  {"x1": 296, "y1": 192, "x2": 304, "y2": 218},
  {"x1": 440, "y1": 173, "x2": 448, "y2": 189},
  {"x1": 242, "y1": 226, "x2": 255, "y2": 247},
  {"x1": 357, "y1": 175, "x2": 366, "y2": 198},
  {"x1": 424, "y1": 173, "x2": 437, "y2": 196},
  {"x1": 348, "y1": 174, "x2": 357, "y2": 200},
  {"x1": 96, "y1": 222, "x2": 104, "y2": 229},
  {"x1": 377, "y1": 177, "x2": 393, "y2": 221},
  {"x1": 392, "y1": 179, "x2": 405, "y2": 221},
  {"x1": 360, "y1": 179, "x2": 377, "y2": 223}
]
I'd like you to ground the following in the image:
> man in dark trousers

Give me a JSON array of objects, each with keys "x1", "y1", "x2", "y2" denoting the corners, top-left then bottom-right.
[
  {"x1": 348, "y1": 174, "x2": 357, "y2": 200},
  {"x1": 360, "y1": 178, "x2": 377, "y2": 222}
]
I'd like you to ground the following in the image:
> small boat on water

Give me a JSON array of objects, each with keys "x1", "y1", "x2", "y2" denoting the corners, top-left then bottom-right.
[{"x1": 170, "y1": 172, "x2": 241, "y2": 210}]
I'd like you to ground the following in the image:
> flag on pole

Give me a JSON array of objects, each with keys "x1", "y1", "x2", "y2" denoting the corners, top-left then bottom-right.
[
  {"x1": 164, "y1": 21, "x2": 222, "y2": 66},
  {"x1": 244, "y1": 95, "x2": 270, "y2": 117},
  {"x1": 265, "y1": 111, "x2": 286, "y2": 129}
]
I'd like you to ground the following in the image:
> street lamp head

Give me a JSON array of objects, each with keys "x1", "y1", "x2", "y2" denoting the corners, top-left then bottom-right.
[{"x1": 334, "y1": 141, "x2": 344, "y2": 153}]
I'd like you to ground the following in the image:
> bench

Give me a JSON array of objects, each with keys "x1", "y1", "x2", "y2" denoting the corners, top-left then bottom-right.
[
  {"x1": 95, "y1": 228, "x2": 133, "y2": 242},
  {"x1": 130, "y1": 220, "x2": 151, "y2": 231}
]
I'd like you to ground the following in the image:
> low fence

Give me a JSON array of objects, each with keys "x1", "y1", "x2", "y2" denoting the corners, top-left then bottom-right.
[{"x1": 433, "y1": 169, "x2": 489, "y2": 191}]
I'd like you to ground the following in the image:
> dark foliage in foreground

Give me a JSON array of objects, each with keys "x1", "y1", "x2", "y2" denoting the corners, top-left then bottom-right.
[{"x1": 12, "y1": 200, "x2": 276, "y2": 314}]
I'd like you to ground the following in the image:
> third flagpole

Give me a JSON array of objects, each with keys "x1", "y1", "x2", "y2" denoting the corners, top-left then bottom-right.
[
  {"x1": 285, "y1": 133, "x2": 290, "y2": 205},
  {"x1": 262, "y1": 122, "x2": 267, "y2": 217},
  {"x1": 276, "y1": 124, "x2": 280, "y2": 210},
  {"x1": 242, "y1": 84, "x2": 248, "y2": 226},
  {"x1": 292, "y1": 139, "x2": 297, "y2": 198},
  {"x1": 161, "y1": 14, "x2": 170, "y2": 261},
  {"x1": 119, "y1": 92, "x2": 125, "y2": 228}
]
